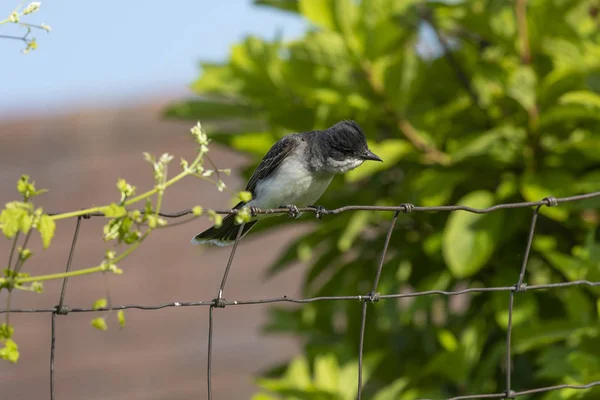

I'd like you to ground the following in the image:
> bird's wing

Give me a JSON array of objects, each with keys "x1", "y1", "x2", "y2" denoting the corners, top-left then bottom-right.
[{"x1": 245, "y1": 134, "x2": 300, "y2": 196}]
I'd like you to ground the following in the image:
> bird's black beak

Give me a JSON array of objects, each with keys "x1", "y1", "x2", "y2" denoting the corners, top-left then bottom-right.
[{"x1": 362, "y1": 149, "x2": 383, "y2": 162}]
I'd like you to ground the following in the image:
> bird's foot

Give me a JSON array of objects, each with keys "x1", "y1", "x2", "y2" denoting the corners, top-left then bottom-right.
[
  {"x1": 282, "y1": 204, "x2": 300, "y2": 219},
  {"x1": 249, "y1": 206, "x2": 260, "y2": 217},
  {"x1": 307, "y1": 205, "x2": 326, "y2": 220}
]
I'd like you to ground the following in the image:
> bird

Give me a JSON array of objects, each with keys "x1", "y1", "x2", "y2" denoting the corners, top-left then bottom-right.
[{"x1": 191, "y1": 120, "x2": 382, "y2": 246}]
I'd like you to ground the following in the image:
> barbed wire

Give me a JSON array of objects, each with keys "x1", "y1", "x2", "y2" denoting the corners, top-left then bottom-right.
[{"x1": 4, "y1": 190, "x2": 600, "y2": 400}]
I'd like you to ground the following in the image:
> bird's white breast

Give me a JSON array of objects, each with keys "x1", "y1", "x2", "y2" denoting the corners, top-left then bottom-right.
[{"x1": 251, "y1": 153, "x2": 334, "y2": 211}]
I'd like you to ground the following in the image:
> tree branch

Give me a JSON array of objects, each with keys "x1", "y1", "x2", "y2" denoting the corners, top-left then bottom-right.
[{"x1": 516, "y1": 0, "x2": 531, "y2": 64}]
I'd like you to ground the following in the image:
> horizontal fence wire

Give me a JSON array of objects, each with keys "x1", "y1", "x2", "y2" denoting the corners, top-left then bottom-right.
[{"x1": 3, "y1": 190, "x2": 600, "y2": 400}]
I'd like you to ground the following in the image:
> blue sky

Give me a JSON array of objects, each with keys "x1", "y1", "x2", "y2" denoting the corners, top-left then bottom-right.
[{"x1": 0, "y1": 1, "x2": 306, "y2": 118}]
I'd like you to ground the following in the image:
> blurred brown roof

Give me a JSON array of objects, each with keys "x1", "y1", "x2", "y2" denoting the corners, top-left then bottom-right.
[{"x1": 0, "y1": 99, "x2": 306, "y2": 400}]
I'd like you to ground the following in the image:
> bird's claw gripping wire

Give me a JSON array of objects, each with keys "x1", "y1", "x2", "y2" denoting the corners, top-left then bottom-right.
[
  {"x1": 308, "y1": 205, "x2": 326, "y2": 220},
  {"x1": 249, "y1": 206, "x2": 260, "y2": 217},
  {"x1": 284, "y1": 204, "x2": 300, "y2": 218}
]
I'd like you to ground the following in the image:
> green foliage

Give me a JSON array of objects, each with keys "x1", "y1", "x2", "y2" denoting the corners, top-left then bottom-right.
[
  {"x1": 253, "y1": 353, "x2": 382, "y2": 400},
  {"x1": 170, "y1": 0, "x2": 600, "y2": 398}
]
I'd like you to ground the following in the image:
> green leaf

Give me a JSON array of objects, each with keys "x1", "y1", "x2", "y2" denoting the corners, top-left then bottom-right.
[
  {"x1": 314, "y1": 354, "x2": 339, "y2": 392},
  {"x1": 117, "y1": 310, "x2": 126, "y2": 327},
  {"x1": 337, "y1": 211, "x2": 370, "y2": 251},
  {"x1": 372, "y1": 378, "x2": 409, "y2": 400},
  {"x1": 231, "y1": 132, "x2": 278, "y2": 157},
  {"x1": 191, "y1": 62, "x2": 242, "y2": 96},
  {"x1": 559, "y1": 91, "x2": 600, "y2": 110},
  {"x1": 92, "y1": 298, "x2": 108, "y2": 310},
  {"x1": 289, "y1": 30, "x2": 349, "y2": 67},
  {"x1": 543, "y1": 250, "x2": 587, "y2": 281},
  {"x1": 0, "y1": 207, "x2": 24, "y2": 238},
  {"x1": 237, "y1": 191, "x2": 253, "y2": 203},
  {"x1": 514, "y1": 321, "x2": 598, "y2": 353},
  {"x1": 192, "y1": 206, "x2": 204, "y2": 216},
  {"x1": 345, "y1": 139, "x2": 412, "y2": 182},
  {"x1": 442, "y1": 191, "x2": 504, "y2": 278},
  {"x1": 337, "y1": 352, "x2": 384, "y2": 400},
  {"x1": 0, "y1": 339, "x2": 19, "y2": 363},
  {"x1": 286, "y1": 356, "x2": 312, "y2": 387},
  {"x1": 38, "y1": 214, "x2": 56, "y2": 249},
  {"x1": 437, "y1": 330, "x2": 458, "y2": 352},
  {"x1": 17, "y1": 175, "x2": 46, "y2": 201},
  {"x1": 375, "y1": 44, "x2": 419, "y2": 112},
  {"x1": 0, "y1": 323, "x2": 14, "y2": 340},
  {"x1": 495, "y1": 296, "x2": 538, "y2": 329},
  {"x1": 424, "y1": 347, "x2": 471, "y2": 385},
  {"x1": 508, "y1": 66, "x2": 537, "y2": 111},
  {"x1": 31, "y1": 281, "x2": 43, "y2": 293},
  {"x1": 91, "y1": 317, "x2": 108, "y2": 331},
  {"x1": 299, "y1": 0, "x2": 336, "y2": 31},
  {"x1": 450, "y1": 125, "x2": 526, "y2": 164},
  {"x1": 520, "y1": 171, "x2": 573, "y2": 221},
  {"x1": 413, "y1": 170, "x2": 465, "y2": 206}
]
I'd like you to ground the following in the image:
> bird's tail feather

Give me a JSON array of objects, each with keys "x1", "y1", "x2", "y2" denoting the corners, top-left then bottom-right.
[{"x1": 191, "y1": 213, "x2": 257, "y2": 246}]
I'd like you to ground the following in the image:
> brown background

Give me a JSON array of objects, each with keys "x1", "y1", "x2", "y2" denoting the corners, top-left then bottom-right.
[{"x1": 0, "y1": 99, "x2": 307, "y2": 399}]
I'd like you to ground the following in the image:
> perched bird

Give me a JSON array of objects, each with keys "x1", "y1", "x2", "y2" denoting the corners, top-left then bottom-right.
[{"x1": 191, "y1": 120, "x2": 382, "y2": 246}]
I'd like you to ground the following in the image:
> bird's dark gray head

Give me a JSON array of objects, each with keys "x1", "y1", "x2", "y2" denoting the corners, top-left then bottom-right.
[{"x1": 317, "y1": 120, "x2": 382, "y2": 173}]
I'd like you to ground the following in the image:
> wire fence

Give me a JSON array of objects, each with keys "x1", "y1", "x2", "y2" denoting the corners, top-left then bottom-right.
[{"x1": 3, "y1": 191, "x2": 600, "y2": 399}]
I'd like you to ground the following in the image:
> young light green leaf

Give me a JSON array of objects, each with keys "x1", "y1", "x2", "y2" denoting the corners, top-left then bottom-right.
[
  {"x1": 92, "y1": 298, "x2": 108, "y2": 310},
  {"x1": 208, "y1": 210, "x2": 223, "y2": 228},
  {"x1": 38, "y1": 214, "x2": 56, "y2": 249},
  {"x1": 0, "y1": 339, "x2": 20, "y2": 363},
  {"x1": 19, "y1": 248, "x2": 32, "y2": 262},
  {"x1": 235, "y1": 207, "x2": 252, "y2": 225},
  {"x1": 192, "y1": 206, "x2": 203, "y2": 216},
  {"x1": 31, "y1": 281, "x2": 43, "y2": 293},
  {"x1": 117, "y1": 310, "x2": 126, "y2": 327},
  {"x1": 17, "y1": 175, "x2": 46, "y2": 201},
  {"x1": 91, "y1": 317, "x2": 108, "y2": 331},
  {"x1": 238, "y1": 191, "x2": 253, "y2": 203},
  {"x1": 0, "y1": 323, "x2": 14, "y2": 340},
  {"x1": 0, "y1": 205, "x2": 29, "y2": 238}
]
